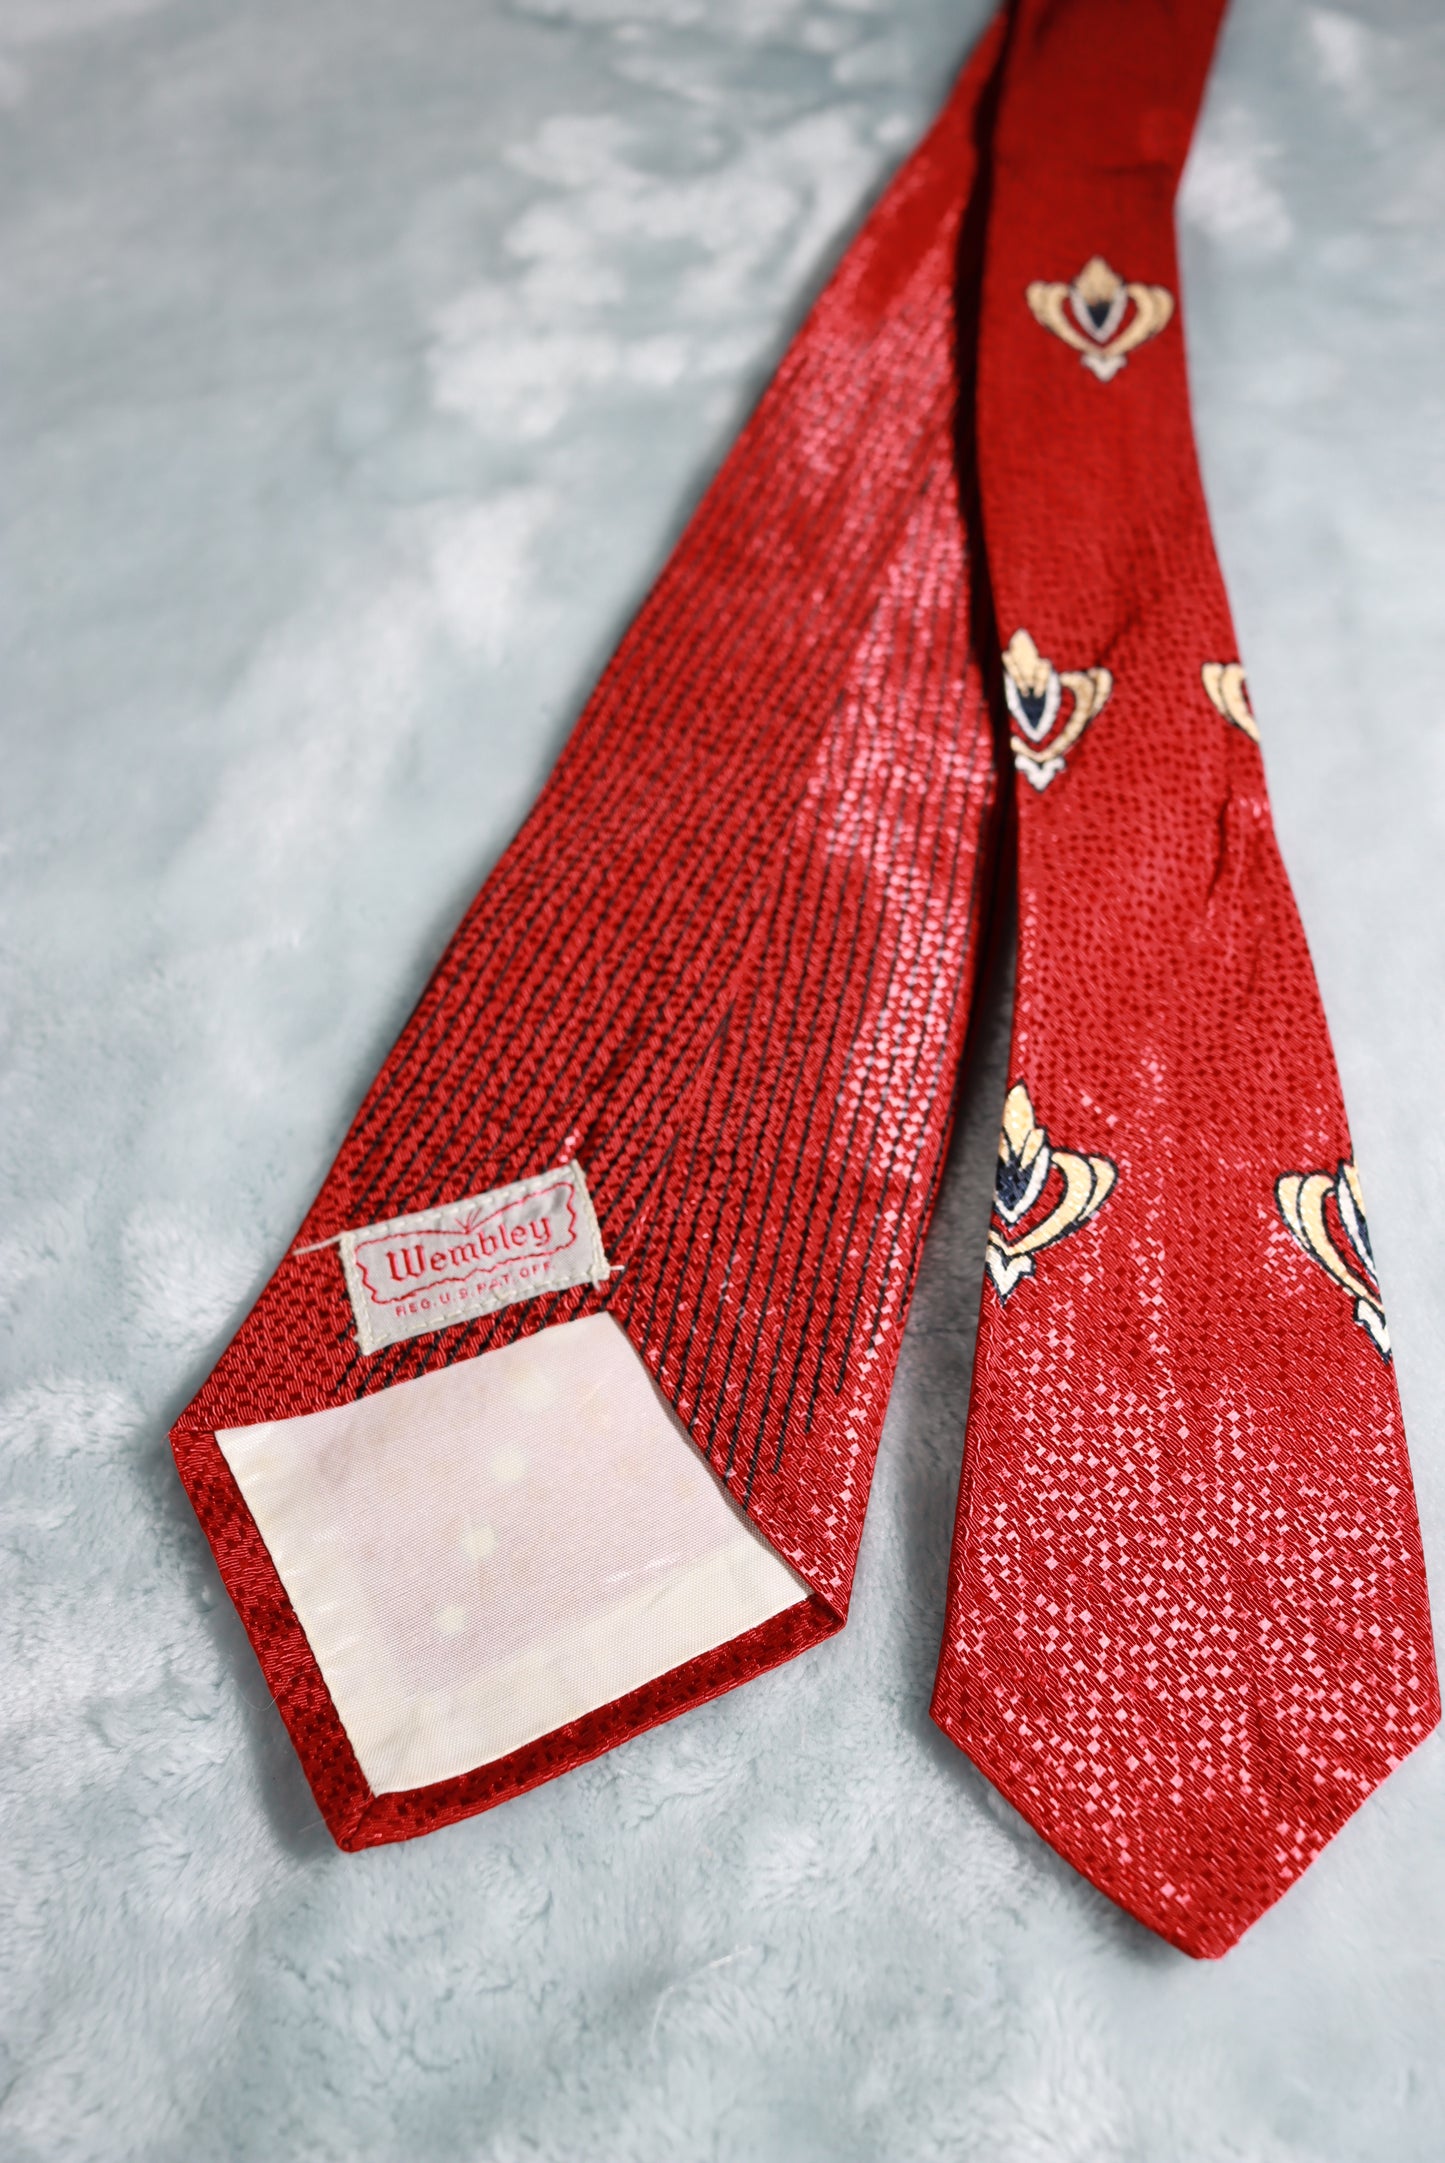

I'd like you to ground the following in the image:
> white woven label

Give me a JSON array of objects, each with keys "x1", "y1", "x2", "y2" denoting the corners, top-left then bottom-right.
[{"x1": 338, "y1": 1162, "x2": 610, "y2": 1354}]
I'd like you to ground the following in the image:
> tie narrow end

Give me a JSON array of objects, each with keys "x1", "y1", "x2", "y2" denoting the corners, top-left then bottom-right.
[{"x1": 929, "y1": 1668, "x2": 1441, "y2": 1959}]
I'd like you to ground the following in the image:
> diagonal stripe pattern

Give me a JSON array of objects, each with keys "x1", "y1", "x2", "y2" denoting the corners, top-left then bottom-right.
[{"x1": 174, "y1": 24, "x2": 1006, "y2": 1852}]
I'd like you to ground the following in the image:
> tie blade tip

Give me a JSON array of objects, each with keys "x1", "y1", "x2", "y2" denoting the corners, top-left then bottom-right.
[{"x1": 929, "y1": 1685, "x2": 1441, "y2": 1959}]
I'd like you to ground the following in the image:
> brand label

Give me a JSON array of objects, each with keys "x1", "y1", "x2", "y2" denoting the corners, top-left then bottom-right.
[{"x1": 338, "y1": 1162, "x2": 610, "y2": 1354}]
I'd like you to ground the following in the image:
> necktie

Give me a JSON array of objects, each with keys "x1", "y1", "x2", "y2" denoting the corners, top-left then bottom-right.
[
  {"x1": 172, "y1": 0, "x2": 1436, "y2": 1955},
  {"x1": 174, "y1": 19, "x2": 1005, "y2": 1847},
  {"x1": 926, "y1": 0, "x2": 1438, "y2": 1958}
]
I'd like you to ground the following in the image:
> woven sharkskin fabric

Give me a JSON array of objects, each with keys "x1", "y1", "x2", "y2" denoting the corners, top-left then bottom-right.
[
  {"x1": 172, "y1": 23, "x2": 1005, "y2": 1851},
  {"x1": 168, "y1": 0, "x2": 1436, "y2": 1955},
  {"x1": 928, "y1": 0, "x2": 1438, "y2": 1956}
]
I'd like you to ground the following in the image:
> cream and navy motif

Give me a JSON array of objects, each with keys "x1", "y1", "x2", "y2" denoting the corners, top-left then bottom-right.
[
  {"x1": 1201, "y1": 661, "x2": 1260, "y2": 743},
  {"x1": 987, "y1": 1081, "x2": 1117, "y2": 1300},
  {"x1": 1027, "y1": 256, "x2": 1175, "y2": 382},
  {"x1": 1276, "y1": 1160, "x2": 1390, "y2": 1358},
  {"x1": 1002, "y1": 629, "x2": 1112, "y2": 791}
]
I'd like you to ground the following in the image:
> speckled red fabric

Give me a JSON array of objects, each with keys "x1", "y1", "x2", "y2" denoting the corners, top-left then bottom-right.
[
  {"x1": 173, "y1": 23, "x2": 1004, "y2": 1851},
  {"x1": 929, "y1": 0, "x2": 1438, "y2": 1957},
  {"x1": 171, "y1": 0, "x2": 1436, "y2": 1955}
]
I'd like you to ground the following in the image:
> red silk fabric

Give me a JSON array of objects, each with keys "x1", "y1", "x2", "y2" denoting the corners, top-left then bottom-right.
[
  {"x1": 173, "y1": 21, "x2": 1005, "y2": 1851},
  {"x1": 929, "y1": 0, "x2": 1437, "y2": 1957},
  {"x1": 172, "y1": 0, "x2": 1436, "y2": 1955}
]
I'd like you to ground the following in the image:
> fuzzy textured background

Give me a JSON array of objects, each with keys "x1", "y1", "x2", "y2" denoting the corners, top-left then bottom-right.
[{"x1": 4, "y1": 1, "x2": 1445, "y2": 2156}]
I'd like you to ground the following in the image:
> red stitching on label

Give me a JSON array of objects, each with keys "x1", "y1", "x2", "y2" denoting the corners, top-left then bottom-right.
[{"x1": 353, "y1": 1181, "x2": 579, "y2": 1311}]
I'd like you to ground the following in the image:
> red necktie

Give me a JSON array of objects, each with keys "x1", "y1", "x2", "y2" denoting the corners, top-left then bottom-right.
[
  {"x1": 172, "y1": 0, "x2": 1436, "y2": 1955},
  {"x1": 926, "y1": 0, "x2": 1437, "y2": 1957}
]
